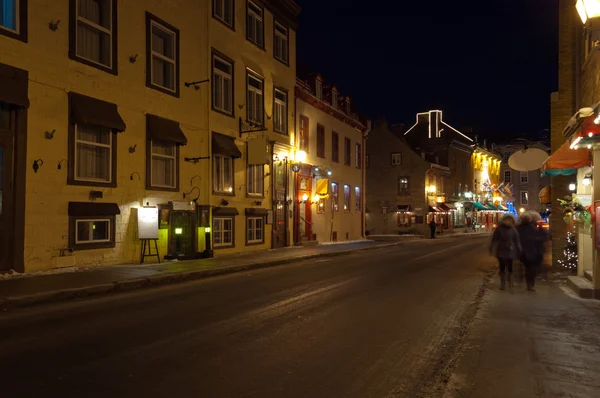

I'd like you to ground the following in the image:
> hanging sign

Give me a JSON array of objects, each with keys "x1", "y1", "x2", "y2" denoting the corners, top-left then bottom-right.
[
  {"x1": 316, "y1": 179, "x2": 329, "y2": 196},
  {"x1": 138, "y1": 207, "x2": 159, "y2": 240}
]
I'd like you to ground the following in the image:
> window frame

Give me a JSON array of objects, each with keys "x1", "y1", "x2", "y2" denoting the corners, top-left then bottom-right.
[
  {"x1": 391, "y1": 152, "x2": 402, "y2": 166},
  {"x1": 355, "y1": 143, "x2": 362, "y2": 169},
  {"x1": 211, "y1": 49, "x2": 235, "y2": 117},
  {"x1": 146, "y1": 139, "x2": 180, "y2": 192},
  {"x1": 343, "y1": 185, "x2": 351, "y2": 212},
  {"x1": 246, "y1": 216, "x2": 265, "y2": 245},
  {"x1": 68, "y1": 123, "x2": 118, "y2": 188},
  {"x1": 213, "y1": 154, "x2": 235, "y2": 195},
  {"x1": 273, "y1": 20, "x2": 289, "y2": 65},
  {"x1": 344, "y1": 137, "x2": 351, "y2": 166},
  {"x1": 212, "y1": 0, "x2": 235, "y2": 30},
  {"x1": 332, "y1": 131, "x2": 339, "y2": 163},
  {"x1": 145, "y1": 12, "x2": 180, "y2": 97},
  {"x1": 521, "y1": 191, "x2": 529, "y2": 205},
  {"x1": 298, "y1": 115, "x2": 309, "y2": 152},
  {"x1": 246, "y1": 0, "x2": 264, "y2": 49},
  {"x1": 0, "y1": 0, "x2": 27, "y2": 42},
  {"x1": 68, "y1": 0, "x2": 117, "y2": 74},
  {"x1": 504, "y1": 170, "x2": 511, "y2": 183},
  {"x1": 246, "y1": 69, "x2": 265, "y2": 126},
  {"x1": 317, "y1": 197, "x2": 326, "y2": 214},
  {"x1": 520, "y1": 171, "x2": 528, "y2": 183},
  {"x1": 398, "y1": 176, "x2": 410, "y2": 195},
  {"x1": 213, "y1": 216, "x2": 235, "y2": 248},
  {"x1": 69, "y1": 215, "x2": 116, "y2": 250},
  {"x1": 331, "y1": 182, "x2": 339, "y2": 212},
  {"x1": 355, "y1": 187, "x2": 361, "y2": 212},
  {"x1": 397, "y1": 212, "x2": 411, "y2": 227},
  {"x1": 316, "y1": 124, "x2": 325, "y2": 158},
  {"x1": 273, "y1": 86, "x2": 288, "y2": 134},
  {"x1": 247, "y1": 163, "x2": 265, "y2": 197}
]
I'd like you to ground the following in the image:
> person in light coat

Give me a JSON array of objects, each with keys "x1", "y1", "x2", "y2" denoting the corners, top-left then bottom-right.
[{"x1": 490, "y1": 214, "x2": 522, "y2": 290}]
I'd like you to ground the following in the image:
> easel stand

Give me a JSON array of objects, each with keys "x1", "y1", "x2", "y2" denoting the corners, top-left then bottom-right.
[{"x1": 140, "y1": 239, "x2": 160, "y2": 264}]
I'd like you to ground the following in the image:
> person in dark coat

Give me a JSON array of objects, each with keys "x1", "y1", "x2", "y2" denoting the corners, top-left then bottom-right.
[
  {"x1": 516, "y1": 213, "x2": 546, "y2": 292},
  {"x1": 490, "y1": 214, "x2": 521, "y2": 290},
  {"x1": 429, "y1": 219, "x2": 437, "y2": 239}
]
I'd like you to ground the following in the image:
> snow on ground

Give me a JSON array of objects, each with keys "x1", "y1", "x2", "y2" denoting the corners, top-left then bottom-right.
[{"x1": 0, "y1": 266, "x2": 84, "y2": 280}]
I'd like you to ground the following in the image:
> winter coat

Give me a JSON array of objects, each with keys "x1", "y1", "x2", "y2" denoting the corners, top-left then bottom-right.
[
  {"x1": 490, "y1": 224, "x2": 522, "y2": 260},
  {"x1": 429, "y1": 220, "x2": 436, "y2": 230},
  {"x1": 516, "y1": 222, "x2": 546, "y2": 264}
]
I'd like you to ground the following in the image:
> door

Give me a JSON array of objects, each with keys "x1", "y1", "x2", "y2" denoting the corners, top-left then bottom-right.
[
  {"x1": 272, "y1": 160, "x2": 287, "y2": 248},
  {"x1": 296, "y1": 174, "x2": 312, "y2": 242},
  {"x1": 0, "y1": 104, "x2": 15, "y2": 272},
  {"x1": 169, "y1": 211, "x2": 197, "y2": 259}
]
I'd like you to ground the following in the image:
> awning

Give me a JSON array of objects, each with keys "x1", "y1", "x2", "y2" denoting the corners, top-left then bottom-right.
[
  {"x1": 69, "y1": 92, "x2": 126, "y2": 132},
  {"x1": 147, "y1": 114, "x2": 187, "y2": 145},
  {"x1": 539, "y1": 185, "x2": 551, "y2": 205},
  {"x1": 213, "y1": 207, "x2": 239, "y2": 216},
  {"x1": 212, "y1": 132, "x2": 242, "y2": 158},
  {"x1": 245, "y1": 208, "x2": 268, "y2": 216},
  {"x1": 497, "y1": 204, "x2": 508, "y2": 211},
  {"x1": 542, "y1": 141, "x2": 591, "y2": 176},
  {"x1": 0, "y1": 63, "x2": 29, "y2": 108},
  {"x1": 397, "y1": 205, "x2": 411, "y2": 212},
  {"x1": 486, "y1": 203, "x2": 498, "y2": 210},
  {"x1": 440, "y1": 203, "x2": 456, "y2": 211},
  {"x1": 68, "y1": 202, "x2": 121, "y2": 216},
  {"x1": 429, "y1": 206, "x2": 442, "y2": 212}
]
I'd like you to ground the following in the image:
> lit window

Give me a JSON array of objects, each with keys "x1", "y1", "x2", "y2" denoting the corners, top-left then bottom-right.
[
  {"x1": 213, "y1": 0, "x2": 234, "y2": 27},
  {"x1": 0, "y1": 0, "x2": 18, "y2": 32},
  {"x1": 74, "y1": 124, "x2": 113, "y2": 183},
  {"x1": 355, "y1": 187, "x2": 361, "y2": 212},
  {"x1": 247, "y1": 164, "x2": 264, "y2": 196},
  {"x1": 274, "y1": 22, "x2": 289, "y2": 64},
  {"x1": 331, "y1": 182, "x2": 339, "y2": 212},
  {"x1": 391, "y1": 153, "x2": 402, "y2": 166},
  {"x1": 247, "y1": 71, "x2": 264, "y2": 125},
  {"x1": 76, "y1": 219, "x2": 110, "y2": 244},
  {"x1": 214, "y1": 217, "x2": 234, "y2": 247},
  {"x1": 521, "y1": 191, "x2": 529, "y2": 205},
  {"x1": 214, "y1": 155, "x2": 233, "y2": 193},
  {"x1": 317, "y1": 197, "x2": 326, "y2": 214},
  {"x1": 273, "y1": 88, "x2": 287, "y2": 133},
  {"x1": 246, "y1": 1, "x2": 263, "y2": 47},
  {"x1": 247, "y1": 217, "x2": 264, "y2": 244},
  {"x1": 150, "y1": 141, "x2": 177, "y2": 189},
  {"x1": 343, "y1": 185, "x2": 350, "y2": 211},
  {"x1": 212, "y1": 54, "x2": 234, "y2": 115},
  {"x1": 299, "y1": 115, "x2": 309, "y2": 152},
  {"x1": 72, "y1": 0, "x2": 115, "y2": 71},
  {"x1": 398, "y1": 177, "x2": 409, "y2": 195},
  {"x1": 148, "y1": 15, "x2": 179, "y2": 94}
]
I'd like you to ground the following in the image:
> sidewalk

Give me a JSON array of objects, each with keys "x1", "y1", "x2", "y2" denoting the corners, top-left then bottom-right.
[
  {"x1": 0, "y1": 239, "x2": 411, "y2": 310},
  {"x1": 443, "y1": 274, "x2": 600, "y2": 397}
]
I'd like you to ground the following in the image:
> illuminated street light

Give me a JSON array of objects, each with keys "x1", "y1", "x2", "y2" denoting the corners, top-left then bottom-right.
[
  {"x1": 569, "y1": 183, "x2": 577, "y2": 191},
  {"x1": 576, "y1": 0, "x2": 600, "y2": 23}
]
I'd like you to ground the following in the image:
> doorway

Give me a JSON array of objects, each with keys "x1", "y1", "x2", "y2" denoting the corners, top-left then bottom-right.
[
  {"x1": 0, "y1": 104, "x2": 15, "y2": 272},
  {"x1": 295, "y1": 172, "x2": 313, "y2": 243},
  {"x1": 167, "y1": 211, "x2": 197, "y2": 259},
  {"x1": 272, "y1": 159, "x2": 288, "y2": 248}
]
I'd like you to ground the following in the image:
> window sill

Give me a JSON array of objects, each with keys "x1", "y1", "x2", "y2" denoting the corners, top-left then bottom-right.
[
  {"x1": 213, "y1": 190, "x2": 236, "y2": 197},
  {"x1": 68, "y1": 178, "x2": 117, "y2": 188},
  {"x1": 273, "y1": 129, "x2": 288, "y2": 135},
  {"x1": 146, "y1": 83, "x2": 180, "y2": 98},
  {"x1": 246, "y1": 38, "x2": 266, "y2": 52},
  {"x1": 246, "y1": 241, "x2": 265, "y2": 246},
  {"x1": 72, "y1": 242, "x2": 116, "y2": 251},
  {"x1": 274, "y1": 56, "x2": 289, "y2": 67},
  {"x1": 0, "y1": 27, "x2": 27, "y2": 43},
  {"x1": 212, "y1": 16, "x2": 235, "y2": 31},
  {"x1": 146, "y1": 185, "x2": 179, "y2": 192},
  {"x1": 246, "y1": 194, "x2": 265, "y2": 199},
  {"x1": 69, "y1": 54, "x2": 117, "y2": 75},
  {"x1": 212, "y1": 107, "x2": 236, "y2": 119}
]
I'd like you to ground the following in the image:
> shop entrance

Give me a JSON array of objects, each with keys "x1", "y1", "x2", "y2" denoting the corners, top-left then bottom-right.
[
  {"x1": 168, "y1": 211, "x2": 197, "y2": 259},
  {"x1": 0, "y1": 104, "x2": 14, "y2": 272},
  {"x1": 272, "y1": 160, "x2": 288, "y2": 248},
  {"x1": 295, "y1": 171, "x2": 313, "y2": 244}
]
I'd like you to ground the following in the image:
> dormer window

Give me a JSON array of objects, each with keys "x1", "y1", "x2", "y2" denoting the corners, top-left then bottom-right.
[
  {"x1": 345, "y1": 99, "x2": 351, "y2": 114},
  {"x1": 332, "y1": 89, "x2": 338, "y2": 108},
  {"x1": 315, "y1": 79, "x2": 322, "y2": 100}
]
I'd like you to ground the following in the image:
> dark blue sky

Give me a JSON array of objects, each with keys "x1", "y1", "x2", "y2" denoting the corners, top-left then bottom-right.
[{"x1": 295, "y1": 0, "x2": 558, "y2": 141}]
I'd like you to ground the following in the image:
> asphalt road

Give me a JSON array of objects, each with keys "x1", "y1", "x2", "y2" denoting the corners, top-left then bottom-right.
[{"x1": 0, "y1": 236, "x2": 494, "y2": 398}]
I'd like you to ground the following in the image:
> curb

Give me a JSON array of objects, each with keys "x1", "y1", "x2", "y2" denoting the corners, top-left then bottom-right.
[{"x1": 0, "y1": 241, "x2": 406, "y2": 311}]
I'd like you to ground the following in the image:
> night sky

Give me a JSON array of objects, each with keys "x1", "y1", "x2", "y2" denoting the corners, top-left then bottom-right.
[{"x1": 295, "y1": 0, "x2": 558, "y2": 142}]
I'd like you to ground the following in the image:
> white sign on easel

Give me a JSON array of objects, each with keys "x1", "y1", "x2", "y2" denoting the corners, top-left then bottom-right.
[{"x1": 138, "y1": 207, "x2": 159, "y2": 240}]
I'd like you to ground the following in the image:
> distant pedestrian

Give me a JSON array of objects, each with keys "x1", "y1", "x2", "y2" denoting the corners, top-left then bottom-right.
[
  {"x1": 429, "y1": 219, "x2": 437, "y2": 239},
  {"x1": 490, "y1": 214, "x2": 521, "y2": 290},
  {"x1": 516, "y1": 213, "x2": 546, "y2": 292}
]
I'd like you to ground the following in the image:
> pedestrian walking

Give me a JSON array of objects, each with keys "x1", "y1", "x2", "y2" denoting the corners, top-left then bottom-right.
[
  {"x1": 516, "y1": 212, "x2": 546, "y2": 292},
  {"x1": 429, "y1": 219, "x2": 437, "y2": 239},
  {"x1": 490, "y1": 214, "x2": 521, "y2": 290}
]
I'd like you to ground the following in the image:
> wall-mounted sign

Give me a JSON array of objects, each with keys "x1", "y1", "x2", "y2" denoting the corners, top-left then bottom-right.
[
  {"x1": 316, "y1": 179, "x2": 329, "y2": 196},
  {"x1": 172, "y1": 201, "x2": 196, "y2": 211},
  {"x1": 138, "y1": 207, "x2": 159, "y2": 240}
]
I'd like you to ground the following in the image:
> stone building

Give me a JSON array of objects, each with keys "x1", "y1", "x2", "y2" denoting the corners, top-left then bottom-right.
[
  {"x1": 293, "y1": 73, "x2": 367, "y2": 243},
  {"x1": 365, "y1": 119, "x2": 431, "y2": 236},
  {"x1": 0, "y1": 0, "x2": 300, "y2": 273}
]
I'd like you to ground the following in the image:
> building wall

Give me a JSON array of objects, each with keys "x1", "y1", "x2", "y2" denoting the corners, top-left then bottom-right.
[
  {"x1": 1, "y1": 0, "x2": 210, "y2": 271},
  {"x1": 294, "y1": 97, "x2": 364, "y2": 242},
  {"x1": 207, "y1": 0, "x2": 298, "y2": 254},
  {"x1": 366, "y1": 120, "x2": 430, "y2": 235}
]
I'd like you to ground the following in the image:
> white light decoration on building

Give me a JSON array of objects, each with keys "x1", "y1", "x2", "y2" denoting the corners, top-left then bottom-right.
[
  {"x1": 569, "y1": 183, "x2": 577, "y2": 191},
  {"x1": 577, "y1": 0, "x2": 600, "y2": 24},
  {"x1": 583, "y1": 176, "x2": 592, "y2": 185}
]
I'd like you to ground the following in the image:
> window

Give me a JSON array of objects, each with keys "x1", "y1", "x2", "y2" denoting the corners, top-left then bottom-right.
[
  {"x1": 213, "y1": 155, "x2": 234, "y2": 194},
  {"x1": 274, "y1": 22, "x2": 289, "y2": 64},
  {"x1": 1, "y1": 0, "x2": 27, "y2": 41},
  {"x1": 317, "y1": 124, "x2": 325, "y2": 158},
  {"x1": 398, "y1": 177, "x2": 409, "y2": 195},
  {"x1": 344, "y1": 137, "x2": 351, "y2": 166},
  {"x1": 343, "y1": 185, "x2": 350, "y2": 211},
  {"x1": 355, "y1": 187, "x2": 361, "y2": 212},
  {"x1": 365, "y1": 155, "x2": 370, "y2": 167},
  {"x1": 212, "y1": 52, "x2": 234, "y2": 115},
  {"x1": 149, "y1": 140, "x2": 177, "y2": 189},
  {"x1": 247, "y1": 217, "x2": 264, "y2": 244},
  {"x1": 299, "y1": 115, "x2": 309, "y2": 152},
  {"x1": 147, "y1": 13, "x2": 179, "y2": 96},
  {"x1": 332, "y1": 131, "x2": 339, "y2": 162},
  {"x1": 247, "y1": 164, "x2": 264, "y2": 196},
  {"x1": 331, "y1": 182, "x2": 339, "y2": 212},
  {"x1": 247, "y1": 71, "x2": 264, "y2": 125},
  {"x1": 503, "y1": 152, "x2": 510, "y2": 162},
  {"x1": 391, "y1": 152, "x2": 402, "y2": 166},
  {"x1": 520, "y1": 171, "x2": 528, "y2": 183},
  {"x1": 504, "y1": 170, "x2": 511, "y2": 183},
  {"x1": 70, "y1": 0, "x2": 116, "y2": 73},
  {"x1": 398, "y1": 213, "x2": 411, "y2": 227},
  {"x1": 76, "y1": 219, "x2": 110, "y2": 244},
  {"x1": 214, "y1": 217, "x2": 234, "y2": 247},
  {"x1": 355, "y1": 143, "x2": 361, "y2": 168},
  {"x1": 213, "y1": 0, "x2": 234, "y2": 28},
  {"x1": 273, "y1": 88, "x2": 287, "y2": 134},
  {"x1": 315, "y1": 79, "x2": 322, "y2": 100},
  {"x1": 317, "y1": 197, "x2": 326, "y2": 214},
  {"x1": 345, "y1": 99, "x2": 351, "y2": 114},
  {"x1": 246, "y1": 0, "x2": 263, "y2": 48},
  {"x1": 521, "y1": 191, "x2": 529, "y2": 205},
  {"x1": 74, "y1": 124, "x2": 113, "y2": 184},
  {"x1": 332, "y1": 89, "x2": 338, "y2": 108}
]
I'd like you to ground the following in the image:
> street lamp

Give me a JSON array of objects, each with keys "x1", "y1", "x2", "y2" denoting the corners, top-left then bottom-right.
[{"x1": 577, "y1": 0, "x2": 600, "y2": 23}]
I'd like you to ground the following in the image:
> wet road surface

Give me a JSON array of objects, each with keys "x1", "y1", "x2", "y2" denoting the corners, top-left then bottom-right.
[{"x1": 0, "y1": 236, "x2": 493, "y2": 397}]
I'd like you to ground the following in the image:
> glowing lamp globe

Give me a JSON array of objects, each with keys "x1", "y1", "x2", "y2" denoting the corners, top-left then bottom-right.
[{"x1": 508, "y1": 148, "x2": 549, "y2": 172}]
